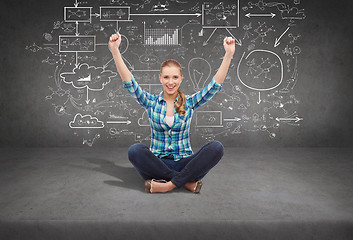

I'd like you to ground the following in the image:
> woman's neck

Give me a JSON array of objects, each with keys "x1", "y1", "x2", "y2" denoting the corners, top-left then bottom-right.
[{"x1": 163, "y1": 91, "x2": 178, "y2": 102}]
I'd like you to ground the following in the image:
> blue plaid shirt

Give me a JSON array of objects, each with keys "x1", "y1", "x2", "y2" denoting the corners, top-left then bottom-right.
[{"x1": 123, "y1": 75, "x2": 223, "y2": 161}]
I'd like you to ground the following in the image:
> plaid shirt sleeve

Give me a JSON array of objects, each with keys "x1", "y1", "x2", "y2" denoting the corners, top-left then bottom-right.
[
  {"x1": 122, "y1": 75, "x2": 155, "y2": 109},
  {"x1": 188, "y1": 76, "x2": 223, "y2": 110}
]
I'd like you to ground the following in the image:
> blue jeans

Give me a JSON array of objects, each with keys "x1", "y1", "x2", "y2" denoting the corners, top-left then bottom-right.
[{"x1": 127, "y1": 140, "x2": 224, "y2": 188}]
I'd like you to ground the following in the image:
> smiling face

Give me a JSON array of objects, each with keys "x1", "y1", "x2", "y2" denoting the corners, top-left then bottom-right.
[{"x1": 159, "y1": 65, "x2": 183, "y2": 98}]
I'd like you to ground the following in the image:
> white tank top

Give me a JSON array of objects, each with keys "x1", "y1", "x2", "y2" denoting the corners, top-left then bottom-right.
[{"x1": 165, "y1": 115, "x2": 174, "y2": 127}]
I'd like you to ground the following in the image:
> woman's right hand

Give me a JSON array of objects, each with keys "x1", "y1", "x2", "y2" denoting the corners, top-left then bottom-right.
[{"x1": 109, "y1": 32, "x2": 122, "y2": 54}]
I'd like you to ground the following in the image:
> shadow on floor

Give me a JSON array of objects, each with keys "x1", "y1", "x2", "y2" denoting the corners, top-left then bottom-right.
[{"x1": 71, "y1": 157, "x2": 145, "y2": 192}]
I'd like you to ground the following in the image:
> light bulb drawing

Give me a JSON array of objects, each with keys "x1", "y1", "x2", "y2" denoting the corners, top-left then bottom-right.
[{"x1": 187, "y1": 57, "x2": 212, "y2": 91}]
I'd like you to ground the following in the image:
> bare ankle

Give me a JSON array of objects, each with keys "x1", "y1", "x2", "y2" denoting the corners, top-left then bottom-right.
[
  {"x1": 151, "y1": 180, "x2": 176, "y2": 193},
  {"x1": 168, "y1": 181, "x2": 177, "y2": 191},
  {"x1": 184, "y1": 181, "x2": 197, "y2": 192},
  {"x1": 184, "y1": 180, "x2": 202, "y2": 193}
]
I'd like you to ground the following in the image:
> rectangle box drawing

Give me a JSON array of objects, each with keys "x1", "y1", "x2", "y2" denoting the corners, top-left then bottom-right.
[
  {"x1": 140, "y1": 84, "x2": 163, "y2": 95},
  {"x1": 64, "y1": 7, "x2": 92, "y2": 22},
  {"x1": 59, "y1": 35, "x2": 96, "y2": 52},
  {"x1": 132, "y1": 70, "x2": 161, "y2": 85},
  {"x1": 196, "y1": 111, "x2": 223, "y2": 127},
  {"x1": 100, "y1": 6, "x2": 131, "y2": 21},
  {"x1": 202, "y1": 0, "x2": 239, "y2": 28}
]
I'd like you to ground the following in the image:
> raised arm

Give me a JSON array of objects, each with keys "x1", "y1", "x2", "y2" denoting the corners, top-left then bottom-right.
[
  {"x1": 109, "y1": 32, "x2": 132, "y2": 82},
  {"x1": 214, "y1": 37, "x2": 236, "y2": 85},
  {"x1": 109, "y1": 32, "x2": 155, "y2": 108}
]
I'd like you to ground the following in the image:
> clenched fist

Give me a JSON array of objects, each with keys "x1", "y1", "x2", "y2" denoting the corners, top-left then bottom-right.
[
  {"x1": 108, "y1": 32, "x2": 122, "y2": 54},
  {"x1": 223, "y1": 37, "x2": 236, "y2": 56}
]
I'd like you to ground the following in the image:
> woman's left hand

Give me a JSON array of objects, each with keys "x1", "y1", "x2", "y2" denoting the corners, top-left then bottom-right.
[{"x1": 223, "y1": 37, "x2": 235, "y2": 56}]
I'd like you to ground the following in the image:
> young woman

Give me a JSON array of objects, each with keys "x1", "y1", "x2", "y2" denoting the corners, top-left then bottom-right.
[{"x1": 109, "y1": 32, "x2": 235, "y2": 193}]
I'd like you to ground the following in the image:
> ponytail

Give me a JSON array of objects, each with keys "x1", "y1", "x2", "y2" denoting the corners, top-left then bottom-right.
[{"x1": 175, "y1": 87, "x2": 186, "y2": 117}]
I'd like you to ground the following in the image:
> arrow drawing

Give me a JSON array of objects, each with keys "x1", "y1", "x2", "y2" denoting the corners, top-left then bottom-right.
[
  {"x1": 275, "y1": 111, "x2": 303, "y2": 125},
  {"x1": 257, "y1": 92, "x2": 262, "y2": 104},
  {"x1": 106, "y1": 120, "x2": 131, "y2": 125},
  {"x1": 75, "y1": 52, "x2": 79, "y2": 68},
  {"x1": 274, "y1": 27, "x2": 290, "y2": 47},
  {"x1": 225, "y1": 28, "x2": 242, "y2": 46},
  {"x1": 203, "y1": 28, "x2": 217, "y2": 46},
  {"x1": 122, "y1": 55, "x2": 134, "y2": 71},
  {"x1": 91, "y1": 13, "x2": 100, "y2": 18},
  {"x1": 224, "y1": 117, "x2": 241, "y2": 122},
  {"x1": 245, "y1": 13, "x2": 276, "y2": 18},
  {"x1": 103, "y1": 58, "x2": 113, "y2": 70},
  {"x1": 86, "y1": 88, "x2": 90, "y2": 104},
  {"x1": 75, "y1": 21, "x2": 79, "y2": 36},
  {"x1": 131, "y1": 13, "x2": 201, "y2": 17},
  {"x1": 275, "y1": 117, "x2": 303, "y2": 122}
]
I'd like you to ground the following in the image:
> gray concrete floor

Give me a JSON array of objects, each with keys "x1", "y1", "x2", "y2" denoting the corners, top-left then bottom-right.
[{"x1": 0, "y1": 147, "x2": 353, "y2": 239}]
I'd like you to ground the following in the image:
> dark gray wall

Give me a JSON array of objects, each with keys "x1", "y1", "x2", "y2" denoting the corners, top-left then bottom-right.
[{"x1": 1, "y1": 0, "x2": 352, "y2": 147}]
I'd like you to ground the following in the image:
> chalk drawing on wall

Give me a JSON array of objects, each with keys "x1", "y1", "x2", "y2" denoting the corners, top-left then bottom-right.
[
  {"x1": 69, "y1": 113, "x2": 105, "y2": 129},
  {"x1": 196, "y1": 111, "x2": 223, "y2": 128},
  {"x1": 25, "y1": 0, "x2": 306, "y2": 146},
  {"x1": 202, "y1": 1, "x2": 240, "y2": 28},
  {"x1": 237, "y1": 49, "x2": 283, "y2": 91},
  {"x1": 144, "y1": 28, "x2": 182, "y2": 46},
  {"x1": 188, "y1": 57, "x2": 212, "y2": 91}
]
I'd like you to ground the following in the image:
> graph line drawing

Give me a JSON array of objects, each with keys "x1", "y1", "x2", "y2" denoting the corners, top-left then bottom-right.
[{"x1": 144, "y1": 28, "x2": 181, "y2": 46}]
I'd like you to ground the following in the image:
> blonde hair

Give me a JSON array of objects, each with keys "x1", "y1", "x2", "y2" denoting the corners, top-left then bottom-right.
[{"x1": 160, "y1": 59, "x2": 186, "y2": 116}]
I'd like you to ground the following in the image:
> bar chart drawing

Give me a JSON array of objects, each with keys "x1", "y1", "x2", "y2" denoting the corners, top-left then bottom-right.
[{"x1": 144, "y1": 28, "x2": 181, "y2": 46}]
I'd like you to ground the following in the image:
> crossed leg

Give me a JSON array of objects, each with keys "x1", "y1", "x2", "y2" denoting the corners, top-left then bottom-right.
[{"x1": 127, "y1": 141, "x2": 224, "y2": 193}]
